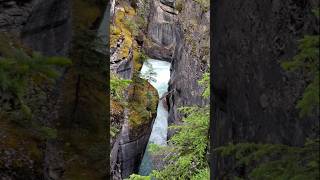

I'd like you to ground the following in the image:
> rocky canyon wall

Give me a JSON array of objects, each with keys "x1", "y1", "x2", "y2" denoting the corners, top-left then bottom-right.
[
  {"x1": 0, "y1": 0, "x2": 108, "y2": 179},
  {"x1": 110, "y1": 1, "x2": 159, "y2": 178},
  {"x1": 0, "y1": 0, "x2": 71, "y2": 56},
  {"x1": 211, "y1": 0, "x2": 319, "y2": 178},
  {"x1": 145, "y1": 0, "x2": 210, "y2": 138}
]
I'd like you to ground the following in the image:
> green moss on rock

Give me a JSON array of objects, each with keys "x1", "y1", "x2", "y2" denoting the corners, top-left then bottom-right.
[{"x1": 127, "y1": 79, "x2": 158, "y2": 127}]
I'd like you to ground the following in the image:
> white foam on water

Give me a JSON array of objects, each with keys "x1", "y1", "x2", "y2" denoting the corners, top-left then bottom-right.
[{"x1": 139, "y1": 59, "x2": 171, "y2": 175}]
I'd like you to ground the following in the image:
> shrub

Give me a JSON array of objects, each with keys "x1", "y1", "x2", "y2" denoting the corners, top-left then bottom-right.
[
  {"x1": 215, "y1": 139, "x2": 320, "y2": 180},
  {"x1": 126, "y1": 174, "x2": 151, "y2": 180},
  {"x1": 149, "y1": 72, "x2": 210, "y2": 179},
  {"x1": 0, "y1": 48, "x2": 71, "y2": 117},
  {"x1": 110, "y1": 74, "x2": 132, "y2": 101},
  {"x1": 281, "y1": 10, "x2": 319, "y2": 117}
]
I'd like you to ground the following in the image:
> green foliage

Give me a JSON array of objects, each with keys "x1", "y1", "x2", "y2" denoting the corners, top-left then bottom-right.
[
  {"x1": 126, "y1": 174, "x2": 151, "y2": 180},
  {"x1": 36, "y1": 125, "x2": 58, "y2": 140},
  {"x1": 0, "y1": 48, "x2": 71, "y2": 118},
  {"x1": 141, "y1": 61, "x2": 157, "y2": 83},
  {"x1": 215, "y1": 139, "x2": 320, "y2": 180},
  {"x1": 110, "y1": 74, "x2": 132, "y2": 101},
  {"x1": 148, "y1": 143, "x2": 162, "y2": 153},
  {"x1": 296, "y1": 73, "x2": 319, "y2": 117},
  {"x1": 198, "y1": 72, "x2": 210, "y2": 98},
  {"x1": 135, "y1": 0, "x2": 149, "y2": 30},
  {"x1": 123, "y1": 17, "x2": 140, "y2": 36},
  {"x1": 0, "y1": 49, "x2": 71, "y2": 97},
  {"x1": 214, "y1": 10, "x2": 319, "y2": 179},
  {"x1": 312, "y1": 8, "x2": 319, "y2": 18},
  {"x1": 136, "y1": 16, "x2": 148, "y2": 31},
  {"x1": 138, "y1": 50, "x2": 148, "y2": 64},
  {"x1": 146, "y1": 72, "x2": 210, "y2": 179},
  {"x1": 191, "y1": 168, "x2": 209, "y2": 180},
  {"x1": 150, "y1": 105, "x2": 210, "y2": 179},
  {"x1": 110, "y1": 126, "x2": 120, "y2": 138},
  {"x1": 281, "y1": 29, "x2": 319, "y2": 117},
  {"x1": 71, "y1": 30, "x2": 106, "y2": 72}
]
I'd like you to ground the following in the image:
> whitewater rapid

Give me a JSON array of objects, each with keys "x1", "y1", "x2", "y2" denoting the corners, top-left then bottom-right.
[{"x1": 138, "y1": 59, "x2": 171, "y2": 175}]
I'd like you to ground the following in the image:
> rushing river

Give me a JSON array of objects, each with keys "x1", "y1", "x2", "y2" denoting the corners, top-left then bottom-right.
[{"x1": 138, "y1": 59, "x2": 171, "y2": 175}]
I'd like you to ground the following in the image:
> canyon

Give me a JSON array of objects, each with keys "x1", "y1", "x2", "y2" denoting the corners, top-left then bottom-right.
[
  {"x1": 0, "y1": 0, "x2": 318, "y2": 179},
  {"x1": 110, "y1": 0, "x2": 210, "y2": 178}
]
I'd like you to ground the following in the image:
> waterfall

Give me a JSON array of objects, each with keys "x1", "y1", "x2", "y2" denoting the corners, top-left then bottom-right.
[{"x1": 138, "y1": 59, "x2": 171, "y2": 175}]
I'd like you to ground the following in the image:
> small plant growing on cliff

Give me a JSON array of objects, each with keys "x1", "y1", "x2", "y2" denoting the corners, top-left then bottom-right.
[
  {"x1": 141, "y1": 62, "x2": 157, "y2": 83},
  {"x1": 110, "y1": 74, "x2": 132, "y2": 101},
  {"x1": 0, "y1": 47, "x2": 70, "y2": 140},
  {"x1": 214, "y1": 139, "x2": 320, "y2": 180},
  {"x1": 198, "y1": 72, "x2": 210, "y2": 98},
  {"x1": 0, "y1": 48, "x2": 71, "y2": 117}
]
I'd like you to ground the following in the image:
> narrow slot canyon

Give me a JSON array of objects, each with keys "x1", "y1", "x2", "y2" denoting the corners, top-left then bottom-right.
[
  {"x1": 138, "y1": 59, "x2": 171, "y2": 175},
  {"x1": 110, "y1": 0, "x2": 210, "y2": 179},
  {"x1": 0, "y1": 0, "x2": 318, "y2": 179}
]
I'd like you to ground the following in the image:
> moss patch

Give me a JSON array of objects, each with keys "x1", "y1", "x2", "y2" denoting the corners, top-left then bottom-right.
[
  {"x1": 127, "y1": 79, "x2": 158, "y2": 127},
  {"x1": 110, "y1": 3, "x2": 141, "y2": 61}
]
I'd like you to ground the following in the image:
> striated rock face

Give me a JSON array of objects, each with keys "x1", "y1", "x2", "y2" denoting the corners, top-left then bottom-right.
[
  {"x1": 144, "y1": 0, "x2": 179, "y2": 61},
  {"x1": 0, "y1": 0, "x2": 71, "y2": 56},
  {"x1": 0, "y1": 1, "x2": 71, "y2": 179},
  {"x1": 166, "y1": 0, "x2": 210, "y2": 137},
  {"x1": 21, "y1": 0, "x2": 71, "y2": 56},
  {"x1": 144, "y1": 0, "x2": 210, "y2": 138},
  {"x1": 110, "y1": 2, "x2": 160, "y2": 179},
  {"x1": 110, "y1": 78, "x2": 158, "y2": 179},
  {"x1": 1, "y1": 0, "x2": 105, "y2": 179},
  {"x1": 211, "y1": 0, "x2": 319, "y2": 178}
]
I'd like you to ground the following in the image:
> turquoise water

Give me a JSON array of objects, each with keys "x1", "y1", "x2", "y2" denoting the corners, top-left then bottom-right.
[{"x1": 139, "y1": 59, "x2": 171, "y2": 175}]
